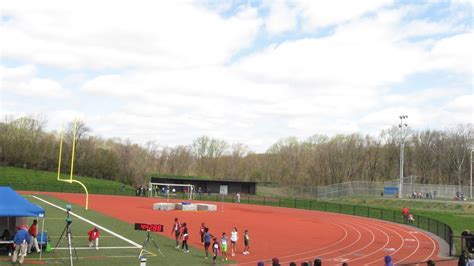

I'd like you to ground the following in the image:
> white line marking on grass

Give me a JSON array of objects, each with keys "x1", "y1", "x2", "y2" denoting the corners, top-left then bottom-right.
[
  {"x1": 53, "y1": 246, "x2": 140, "y2": 250},
  {"x1": 31, "y1": 196, "x2": 142, "y2": 249},
  {"x1": 49, "y1": 235, "x2": 116, "y2": 238}
]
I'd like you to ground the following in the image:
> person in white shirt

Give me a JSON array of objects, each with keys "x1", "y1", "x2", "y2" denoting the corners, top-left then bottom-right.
[{"x1": 230, "y1": 227, "x2": 238, "y2": 256}]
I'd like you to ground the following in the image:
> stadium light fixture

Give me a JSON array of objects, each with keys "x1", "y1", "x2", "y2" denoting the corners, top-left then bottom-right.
[{"x1": 398, "y1": 115, "x2": 408, "y2": 197}]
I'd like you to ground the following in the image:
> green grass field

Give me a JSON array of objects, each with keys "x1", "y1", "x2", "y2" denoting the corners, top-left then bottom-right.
[
  {"x1": 0, "y1": 166, "x2": 136, "y2": 195},
  {"x1": 8, "y1": 194, "x2": 233, "y2": 266}
]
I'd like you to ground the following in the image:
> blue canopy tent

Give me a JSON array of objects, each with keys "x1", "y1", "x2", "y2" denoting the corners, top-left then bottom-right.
[
  {"x1": 0, "y1": 186, "x2": 46, "y2": 258},
  {"x1": 0, "y1": 187, "x2": 45, "y2": 217}
]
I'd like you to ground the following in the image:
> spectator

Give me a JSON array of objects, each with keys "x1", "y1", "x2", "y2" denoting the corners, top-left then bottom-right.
[
  {"x1": 236, "y1": 192, "x2": 241, "y2": 203},
  {"x1": 290, "y1": 263, "x2": 297, "y2": 266},
  {"x1": 258, "y1": 262, "x2": 265, "y2": 266},
  {"x1": 408, "y1": 213, "x2": 415, "y2": 224},
  {"x1": 458, "y1": 250, "x2": 468, "y2": 266},
  {"x1": 272, "y1": 257, "x2": 279, "y2": 266},
  {"x1": 384, "y1": 255, "x2": 393, "y2": 266},
  {"x1": 314, "y1": 258, "x2": 322, "y2": 266},
  {"x1": 301, "y1": 262, "x2": 309, "y2": 266},
  {"x1": 12, "y1": 225, "x2": 29, "y2": 265},
  {"x1": 1, "y1": 228, "x2": 12, "y2": 256}
]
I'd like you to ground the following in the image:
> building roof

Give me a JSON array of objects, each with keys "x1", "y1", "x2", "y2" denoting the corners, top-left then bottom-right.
[{"x1": 151, "y1": 176, "x2": 256, "y2": 184}]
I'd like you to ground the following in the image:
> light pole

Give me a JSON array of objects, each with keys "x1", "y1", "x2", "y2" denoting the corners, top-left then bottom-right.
[
  {"x1": 470, "y1": 146, "x2": 473, "y2": 199},
  {"x1": 399, "y1": 115, "x2": 408, "y2": 198}
]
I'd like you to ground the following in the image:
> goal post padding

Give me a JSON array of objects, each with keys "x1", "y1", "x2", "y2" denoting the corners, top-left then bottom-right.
[{"x1": 149, "y1": 182, "x2": 194, "y2": 200}]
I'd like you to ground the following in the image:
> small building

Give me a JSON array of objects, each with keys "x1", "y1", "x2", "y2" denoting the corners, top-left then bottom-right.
[{"x1": 150, "y1": 176, "x2": 256, "y2": 195}]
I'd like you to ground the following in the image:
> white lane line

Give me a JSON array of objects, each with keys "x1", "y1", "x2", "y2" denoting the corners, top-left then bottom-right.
[
  {"x1": 53, "y1": 246, "x2": 140, "y2": 250},
  {"x1": 238, "y1": 219, "x2": 350, "y2": 265},
  {"x1": 31, "y1": 196, "x2": 142, "y2": 249}
]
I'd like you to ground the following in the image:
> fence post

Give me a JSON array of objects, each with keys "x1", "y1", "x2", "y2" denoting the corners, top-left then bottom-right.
[
  {"x1": 393, "y1": 211, "x2": 395, "y2": 222},
  {"x1": 324, "y1": 202, "x2": 327, "y2": 212},
  {"x1": 294, "y1": 198, "x2": 297, "y2": 208},
  {"x1": 279, "y1": 199, "x2": 281, "y2": 207},
  {"x1": 417, "y1": 215, "x2": 419, "y2": 228},
  {"x1": 428, "y1": 218, "x2": 431, "y2": 232},
  {"x1": 436, "y1": 221, "x2": 439, "y2": 236},
  {"x1": 339, "y1": 204, "x2": 341, "y2": 213},
  {"x1": 367, "y1": 207, "x2": 370, "y2": 217},
  {"x1": 247, "y1": 195, "x2": 249, "y2": 204},
  {"x1": 380, "y1": 209, "x2": 382, "y2": 220},
  {"x1": 353, "y1": 205, "x2": 355, "y2": 215},
  {"x1": 310, "y1": 201, "x2": 312, "y2": 210},
  {"x1": 263, "y1": 197, "x2": 266, "y2": 206}
]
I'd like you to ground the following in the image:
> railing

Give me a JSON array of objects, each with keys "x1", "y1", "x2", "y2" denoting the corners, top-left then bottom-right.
[
  {"x1": 3, "y1": 182, "x2": 455, "y2": 256},
  {"x1": 192, "y1": 193, "x2": 454, "y2": 256}
]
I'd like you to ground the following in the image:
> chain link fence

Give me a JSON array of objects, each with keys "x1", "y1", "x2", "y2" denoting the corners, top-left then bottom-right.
[{"x1": 275, "y1": 180, "x2": 471, "y2": 200}]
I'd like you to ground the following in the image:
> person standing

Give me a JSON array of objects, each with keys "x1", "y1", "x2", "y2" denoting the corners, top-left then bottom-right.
[
  {"x1": 180, "y1": 223, "x2": 189, "y2": 253},
  {"x1": 230, "y1": 227, "x2": 238, "y2": 256},
  {"x1": 212, "y1": 237, "x2": 220, "y2": 265},
  {"x1": 221, "y1": 232, "x2": 228, "y2": 261},
  {"x1": 402, "y1": 206, "x2": 409, "y2": 223},
  {"x1": 236, "y1": 192, "x2": 241, "y2": 203},
  {"x1": 27, "y1": 220, "x2": 40, "y2": 253},
  {"x1": 12, "y1": 225, "x2": 29, "y2": 265},
  {"x1": 243, "y1": 229, "x2": 250, "y2": 255},
  {"x1": 1, "y1": 228, "x2": 13, "y2": 256},
  {"x1": 203, "y1": 228, "x2": 212, "y2": 259},
  {"x1": 199, "y1": 223, "x2": 206, "y2": 244},
  {"x1": 88, "y1": 227, "x2": 100, "y2": 250},
  {"x1": 171, "y1": 218, "x2": 181, "y2": 249}
]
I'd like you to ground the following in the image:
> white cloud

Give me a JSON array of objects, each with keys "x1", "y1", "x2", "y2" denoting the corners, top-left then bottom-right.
[
  {"x1": 0, "y1": 1, "x2": 262, "y2": 70},
  {"x1": 0, "y1": 1, "x2": 471, "y2": 152},
  {"x1": 264, "y1": 1, "x2": 299, "y2": 35},
  {"x1": 299, "y1": 0, "x2": 393, "y2": 30},
  {"x1": 0, "y1": 65, "x2": 70, "y2": 98}
]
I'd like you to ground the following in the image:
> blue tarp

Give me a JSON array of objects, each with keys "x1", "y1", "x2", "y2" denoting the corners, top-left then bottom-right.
[
  {"x1": 0, "y1": 186, "x2": 45, "y2": 217},
  {"x1": 384, "y1": 186, "x2": 399, "y2": 195}
]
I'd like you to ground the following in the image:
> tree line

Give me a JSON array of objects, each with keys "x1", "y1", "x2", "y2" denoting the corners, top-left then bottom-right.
[{"x1": 0, "y1": 115, "x2": 472, "y2": 187}]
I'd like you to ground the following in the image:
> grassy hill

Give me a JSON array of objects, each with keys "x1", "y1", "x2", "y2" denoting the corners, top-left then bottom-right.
[{"x1": 0, "y1": 166, "x2": 135, "y2": 195}]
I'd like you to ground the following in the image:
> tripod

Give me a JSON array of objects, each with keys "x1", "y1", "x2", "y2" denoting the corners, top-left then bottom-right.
[
  {"x1": 138, "y1": 230, "x2": 164, "y2": 258},
  {"x1": 52, "y1": 218, "x2": 78, "y2": 266}
]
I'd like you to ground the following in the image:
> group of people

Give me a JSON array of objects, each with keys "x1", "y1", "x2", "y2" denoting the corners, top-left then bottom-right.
[
  {"x1": 0, "y1": 220, "x2": 40, "y2": 264},
  {"x1": 171, "y1": 218, "x2": 250, "y2": 264}
]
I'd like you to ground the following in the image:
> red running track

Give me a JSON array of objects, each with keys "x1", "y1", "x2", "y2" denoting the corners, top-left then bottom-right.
[{"x1": 31, "y1": 192, "x2": 446, "y2": 266}]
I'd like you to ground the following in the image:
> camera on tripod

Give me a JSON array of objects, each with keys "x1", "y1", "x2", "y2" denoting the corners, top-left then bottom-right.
[{"x1": 65, "y1": 204, "x2": 72, "y2": 225}]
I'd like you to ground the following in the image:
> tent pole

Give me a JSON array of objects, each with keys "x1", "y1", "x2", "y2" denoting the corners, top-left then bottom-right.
[{"x1": 39, "y1": 217, "x2": 45, "y2": 260}]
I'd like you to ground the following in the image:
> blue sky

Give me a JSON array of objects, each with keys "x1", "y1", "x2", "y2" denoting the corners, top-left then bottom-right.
[{"x1": 0, "y1": 0, "x2": 472, "y2": 152}]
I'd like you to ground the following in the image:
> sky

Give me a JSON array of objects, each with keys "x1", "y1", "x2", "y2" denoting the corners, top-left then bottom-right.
[{"x1": 0, "y1": 0, "x2": 472, "y2": 152}]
